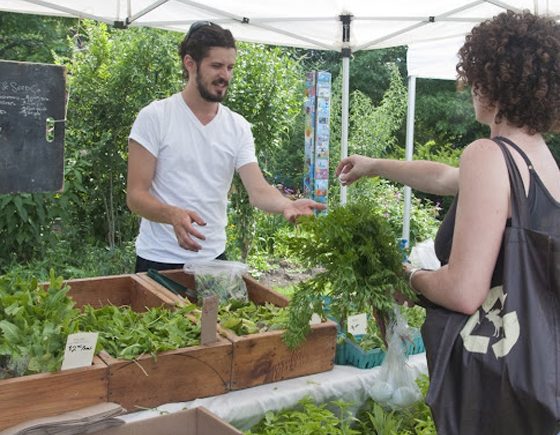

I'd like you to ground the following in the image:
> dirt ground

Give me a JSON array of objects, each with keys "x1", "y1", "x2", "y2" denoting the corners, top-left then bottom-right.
[{"x1": 255, "y1": 259, "x2": 321, "y2": 290}]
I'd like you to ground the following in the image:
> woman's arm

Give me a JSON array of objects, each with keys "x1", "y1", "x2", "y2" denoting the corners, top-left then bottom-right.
[
  {"x1": 335, "y1": 155, "x2": 459, "y2": 195},
  {"x1": 410, "y1": 139, "x2": 510, "y2": 314}
]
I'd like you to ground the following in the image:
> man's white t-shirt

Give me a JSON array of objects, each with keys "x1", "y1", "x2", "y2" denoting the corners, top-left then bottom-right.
[{"x1": 129, "y1": 92, "x2": 257, "y2": 263}]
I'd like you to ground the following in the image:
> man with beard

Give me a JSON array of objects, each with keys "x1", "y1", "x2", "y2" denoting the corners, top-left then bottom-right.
[{"x1": 127, "y1": 21, "x2": 325, "y2": 272}]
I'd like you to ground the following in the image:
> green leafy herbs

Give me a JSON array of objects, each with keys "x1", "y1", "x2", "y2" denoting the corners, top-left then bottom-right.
[
  {"x1": 403, "y1": 305, "x2": 426, "y2": 330},
  {"x1": 347, "y1": 318, "x2": 386, "y2": 352},
  {"x1": 246, "y1": 397, "x2": 359, "y2": 435},
  {"x1": 0, "y1": 270, "x2": 203, "y2": 377},
  {"x1": 360, "y1": 402, "x2": 403, "y2": 434},
  {"x1": 282, "y1": 201, "x2": 414, "y2": 348},
  {"x1": 76, "y1": 303, "x2": 200, "y2": 360},
  {"x1": 0, "y1": 270, "x2": 80, "y2": 378},
  {"x1": 357, "y1": 374, "x2": 436, "y2": 435},
  {"x1": 219, "y1": 300, "x2": 288, "y2": 336},
  {"x1": 246, "y1": 376, "x2": 435, "y2": 435}
]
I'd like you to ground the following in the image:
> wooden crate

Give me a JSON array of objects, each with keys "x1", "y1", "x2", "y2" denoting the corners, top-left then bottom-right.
[
  {"x1": 76, "y1": 274, "x2": 232, "y2": 411},
  {"x1": 0, "y1": 273, "x2": 187, "y2": 430},
  {"x1": 100, "y1": 337, "x2": 232, "y2": 411},
  {"x1": 0, "y1": 357, "x2": 108, "y2": 431},
  {"x1": 60, "y1": 273, "x2": 179, "y2": 310},
  {"x1": 137, "y1": 270, "x2": 337, "y2": 390},
  {"x1": 0, "y1": 275, "x2": 158, "y2": 430}
]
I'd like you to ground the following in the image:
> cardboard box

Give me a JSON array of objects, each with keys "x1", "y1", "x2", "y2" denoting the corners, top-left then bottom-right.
[
  {"x1": 137, "y1": 270, "x2": 337, "y2": 390},
  {"x1": 95, "y1": 407, "x2": 242, "y2": 435}
]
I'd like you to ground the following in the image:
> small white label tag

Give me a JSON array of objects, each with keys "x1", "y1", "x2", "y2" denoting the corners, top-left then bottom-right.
[
  {"x1": 347, "y1": 313, "x2": 367, "y2": 336},
  {"x1": 61, "y1": 332, "x2": 98, "y2": 370},
  {"x1": 309, "y1": 313, "x2": 322, "y2": 325}
]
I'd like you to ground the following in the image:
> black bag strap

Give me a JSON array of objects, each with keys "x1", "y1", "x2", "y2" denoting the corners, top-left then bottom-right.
[
  {"x1": 494, "y1": 136, "x2": 535, "y2": 168},
  {"x1": 492, "y1": 136, "x2": 530, "y2": 227}
]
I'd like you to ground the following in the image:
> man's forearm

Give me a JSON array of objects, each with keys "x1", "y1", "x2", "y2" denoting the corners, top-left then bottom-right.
[
  {"x1": 127, "y1": 191, "x2": 179, "y2": 224},
  {"x1": 247, "y1": 184, "x2": 291, "y2": 214}
]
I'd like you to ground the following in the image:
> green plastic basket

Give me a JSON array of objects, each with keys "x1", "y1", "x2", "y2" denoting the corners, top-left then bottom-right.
[{"x1": 335, "y1": 330, "x2": 425, "y2": 369}]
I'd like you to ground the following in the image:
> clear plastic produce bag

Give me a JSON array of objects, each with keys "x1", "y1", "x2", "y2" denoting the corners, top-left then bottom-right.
[
  {"x1": 367, "y1": 306, "x2": 422, "y2": 409},
  {"x1": 183, "y1": 259, "x2": 249, "y2": 304},
  {"x1": 408, "y1": 238, "x2": 441, "y2": 270}
]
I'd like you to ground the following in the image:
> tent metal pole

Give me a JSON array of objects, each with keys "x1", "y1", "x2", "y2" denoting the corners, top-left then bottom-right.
[
  {"x1": 339, "y1": 14, "x2": 352, "y2": 205},
  {"x1": 402, "y1": 75, "x2": 417, "y2": 249},
  {"x1": 340, "y1": 52, "x2": 350, "y2": 205}
]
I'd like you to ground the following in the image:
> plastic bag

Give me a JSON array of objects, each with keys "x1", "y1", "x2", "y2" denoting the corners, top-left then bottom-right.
[
  {"x1": 367, "y1": 306, "x2": 422, "y2": 409},
  {"x1": 183, "y1": 259, "x2": 249, "y2": 304},
  {"x1": 408, "y1": 239, "x2": 441, "y2": 270}
]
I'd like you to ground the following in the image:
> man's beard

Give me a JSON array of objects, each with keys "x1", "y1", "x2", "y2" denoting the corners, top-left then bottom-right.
[{"x1": 196, "y1": 74, "x2": 228, "y2": 103}]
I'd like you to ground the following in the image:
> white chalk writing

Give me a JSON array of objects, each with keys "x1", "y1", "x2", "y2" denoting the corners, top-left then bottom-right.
[{"x1": 0, "y1": 83, "x2": 50, "y2": 118}]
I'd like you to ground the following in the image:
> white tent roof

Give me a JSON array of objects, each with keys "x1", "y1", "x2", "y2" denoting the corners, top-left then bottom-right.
[
  {"x1": 2, "y1": 1, "x2": 559, "y2": 52},
  {"x1": 407, "y1": 36, "x2": 465, "y2": 80}
]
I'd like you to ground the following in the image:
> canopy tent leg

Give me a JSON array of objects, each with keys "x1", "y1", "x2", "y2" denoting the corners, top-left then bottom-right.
[
  {"x1": 340, "y1": 52, "x2": 350, "y2": 205},
  {"x1": 402, "y1": 75, "x2": 417, "y2": 249},
  {"x1": 339, "y1": 14, "x2": 352, "y2": 205}
]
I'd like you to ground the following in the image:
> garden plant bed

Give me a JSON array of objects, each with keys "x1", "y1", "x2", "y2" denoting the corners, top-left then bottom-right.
[{"x1": 137, "y1": 269, "x2": 338, "y2": 390}]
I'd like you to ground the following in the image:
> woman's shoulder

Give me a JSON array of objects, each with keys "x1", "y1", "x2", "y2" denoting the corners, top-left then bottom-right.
[
  {"x1": 460, "y1": 138, "x2": 505, "y2": 167},
  {"x1": 458, "y1": 138, "x2": 510, "y2": 193}
]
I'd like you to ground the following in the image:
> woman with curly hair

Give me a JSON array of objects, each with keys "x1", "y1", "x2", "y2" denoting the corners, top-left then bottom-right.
[{"x1": 336, "y1": 10, "x2": 560, "y2": 434}]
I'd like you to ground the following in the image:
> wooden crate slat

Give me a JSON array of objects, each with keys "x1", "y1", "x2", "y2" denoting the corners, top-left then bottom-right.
[
  {"x1": 101, "y1": 340, "x2": 232, "y2": 411},
  {"x1": 0, "y1": 357, "x2": 108, "y2": 431}
]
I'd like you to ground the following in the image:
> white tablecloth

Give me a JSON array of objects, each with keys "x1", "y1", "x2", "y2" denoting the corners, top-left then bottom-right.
[{"x1": 118, "y1": 353, "x2": 428, "y2": 431}]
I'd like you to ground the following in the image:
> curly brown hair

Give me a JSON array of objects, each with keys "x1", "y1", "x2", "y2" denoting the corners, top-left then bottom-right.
[{"x1": 457, "y1": 10, "x2": 560, "y2": 133}]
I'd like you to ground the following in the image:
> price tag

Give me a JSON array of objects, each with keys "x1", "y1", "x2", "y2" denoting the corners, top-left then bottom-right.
[
  {"x1": 61, "y1": 332, "x2": 98, "y2": 370},
  {"x1": 347, "y1": 313, "x2": 367, "y2": 336},
  {"x1": 309, "y1": 313, "x2": 322, "y2": 325}
]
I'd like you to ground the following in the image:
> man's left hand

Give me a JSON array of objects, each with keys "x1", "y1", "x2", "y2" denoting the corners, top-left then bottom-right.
[{"x1": 283, "y1": 199, "x2": 326, "y2": 223}]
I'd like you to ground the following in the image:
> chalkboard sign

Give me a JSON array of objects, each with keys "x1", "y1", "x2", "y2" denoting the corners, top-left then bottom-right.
[{"x1": 0, "y1": 60, "x2": 66, "y2": 194}]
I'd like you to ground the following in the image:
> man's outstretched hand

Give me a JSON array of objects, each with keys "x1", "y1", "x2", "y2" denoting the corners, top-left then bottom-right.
[{"x1": 283, "y1": 199, "x2": 327, "y2": 223}]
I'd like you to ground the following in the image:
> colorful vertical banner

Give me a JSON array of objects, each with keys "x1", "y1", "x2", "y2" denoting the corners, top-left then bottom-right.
[
  {"x1": 303, "y1": 72, "x2": 316, "y2": 198},
  {"x1": 303, "y1": 71, "x2": 331, "y2": 210}
]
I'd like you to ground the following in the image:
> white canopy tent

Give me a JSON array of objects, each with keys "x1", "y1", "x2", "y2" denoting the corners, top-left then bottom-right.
[
  {"x1": 400, "y1": 36, "x2": 465, "y2": 246},
  {"x1": 3, "y1": 0, "x2": 560, "y2": 244}
]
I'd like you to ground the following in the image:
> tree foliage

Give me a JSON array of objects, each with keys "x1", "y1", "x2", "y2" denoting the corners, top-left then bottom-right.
[
  {"x1": 56, "y1": 22, "x2": 184, "y2": 248},
  {"x1": 0, "y1": 11, "x2": 74, "y2": 62},
  {"x1": 226, "y1": 44, "x2": 303, "y2": 259},
  {"x1": 327, "y1": 62, "x2": 408, "y2": 204},
  {"x1": 0, "y1": 13, "x2": 78, "y2": 268},
  {"x1": 414, "y1": 79, "x2": 487, "y2": 148}
]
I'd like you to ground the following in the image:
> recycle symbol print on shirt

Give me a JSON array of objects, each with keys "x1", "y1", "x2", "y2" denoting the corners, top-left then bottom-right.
[{"x1": 459, "y1": 285, "x2": 520, "y2": 358}]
